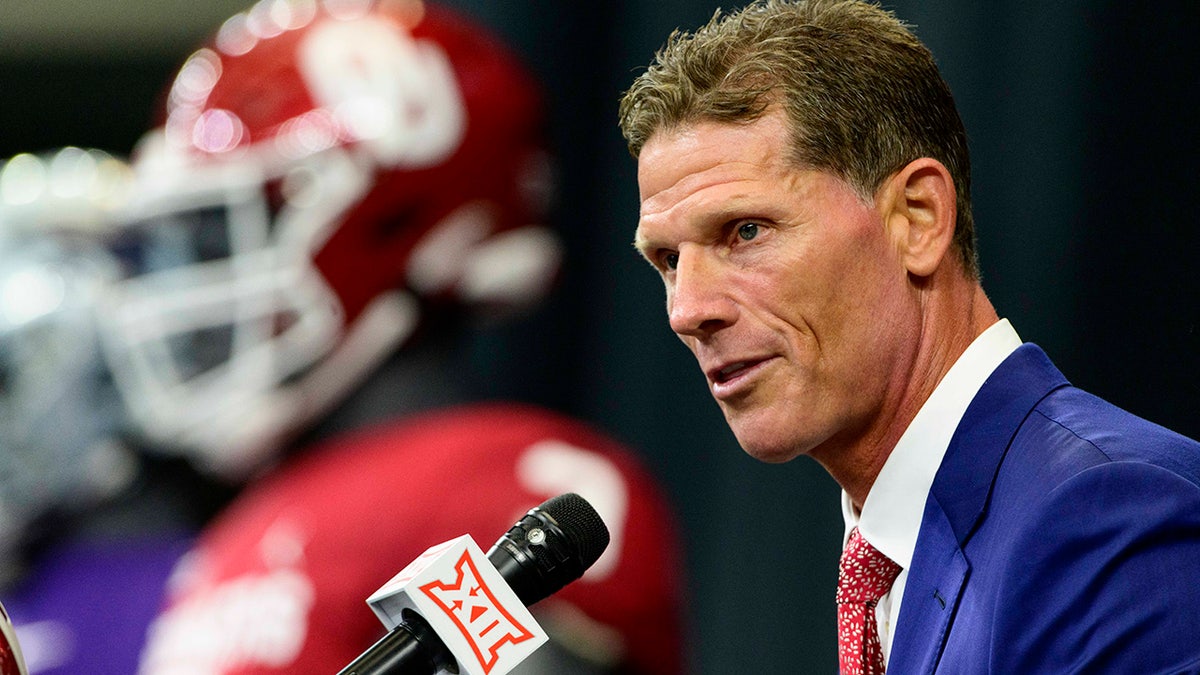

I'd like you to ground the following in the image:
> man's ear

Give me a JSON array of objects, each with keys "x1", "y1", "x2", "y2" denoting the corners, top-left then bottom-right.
[{"x1": 880, "y1": 158, "x2": 957, "y2": 278}]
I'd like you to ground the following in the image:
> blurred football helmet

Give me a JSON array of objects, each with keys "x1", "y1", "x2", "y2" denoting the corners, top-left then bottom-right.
[
  {"x1": 101, "y1": 0, "x2": 560, "y2": 479},
  {"x1": 0, "y1": 148, "x2": 138, "y2": 578}
]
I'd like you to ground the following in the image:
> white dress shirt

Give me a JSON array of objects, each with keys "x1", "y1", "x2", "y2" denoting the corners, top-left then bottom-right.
[{"x1": 840, "y1": 319, "x2": 1023, "y2": 663}]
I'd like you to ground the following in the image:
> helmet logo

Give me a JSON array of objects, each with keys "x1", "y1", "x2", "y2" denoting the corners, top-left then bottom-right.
[{"x1": 299, "y1": 16, "x2": 467, "y2": 167}]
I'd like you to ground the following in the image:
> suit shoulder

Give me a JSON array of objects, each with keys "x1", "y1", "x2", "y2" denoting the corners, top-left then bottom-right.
[
  {"x1": 1026, "y1": 386, "x2": 1200, "y2": 487},
  {"x1": 988, "y1": 459, "x2": 1200, "y2": 672}
]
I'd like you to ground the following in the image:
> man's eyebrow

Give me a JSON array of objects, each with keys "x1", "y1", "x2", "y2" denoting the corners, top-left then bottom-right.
[
  {"x1": 631, "y1": 232, "x2": 656, "y2": 258},
  {"x1": 632, "y1": 199, "x2": 760, "y2": 255}
]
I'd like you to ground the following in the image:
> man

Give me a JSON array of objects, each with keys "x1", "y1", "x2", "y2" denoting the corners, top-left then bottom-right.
[{"x1": 619, "y1": 0, "x2": 1200, "y2": 672}]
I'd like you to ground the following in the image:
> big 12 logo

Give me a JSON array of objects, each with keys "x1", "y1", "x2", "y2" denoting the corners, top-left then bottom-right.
[{"x1": 367, "y1": 535, "x2": 547, "y2": 675}]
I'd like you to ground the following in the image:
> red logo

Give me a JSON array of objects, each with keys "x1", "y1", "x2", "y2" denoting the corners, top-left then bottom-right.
[{"x1": 419, "y1": 551, "x2": 536, "y2": 674}]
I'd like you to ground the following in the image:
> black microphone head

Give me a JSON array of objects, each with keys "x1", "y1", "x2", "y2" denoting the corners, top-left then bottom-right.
[
  {"x1": 487, "y1": 492, "x2": 610, "y2": 607},
  {"x1": 536, "y1": 492, "x2": 610, "y2": 571}
]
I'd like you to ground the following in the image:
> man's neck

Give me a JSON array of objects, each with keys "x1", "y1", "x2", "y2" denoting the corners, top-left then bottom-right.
[{"x1": 820, "y1": 280, "x2": 999, "y2": 509}]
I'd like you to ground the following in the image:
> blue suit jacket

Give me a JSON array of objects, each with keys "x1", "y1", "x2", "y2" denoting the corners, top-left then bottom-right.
[{"x1": 888, "y1": 344, "x2": 1200, "y2": 674}]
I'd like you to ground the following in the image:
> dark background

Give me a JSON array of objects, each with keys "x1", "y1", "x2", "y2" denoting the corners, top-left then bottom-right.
[{"x1": 2, "y1": 1, "x2": 1198, "y2": 672}]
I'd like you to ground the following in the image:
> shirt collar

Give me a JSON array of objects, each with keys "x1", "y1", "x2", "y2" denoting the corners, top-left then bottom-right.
[{"x1": 841, "y1": 319, "x2": 1022, "y2": 567}]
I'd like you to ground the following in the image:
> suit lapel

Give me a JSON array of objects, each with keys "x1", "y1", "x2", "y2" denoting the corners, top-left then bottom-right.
[
  {"x1": 887, "y1": 502, "x2": 967, "y2": 675},
  {"x1": 888, "y1": 344, "x2": 1069, "y2": 673}
]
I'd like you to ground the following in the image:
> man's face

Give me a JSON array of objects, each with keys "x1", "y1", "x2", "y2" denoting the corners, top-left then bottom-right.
[{"x1": 634, "y1": 109, "x2": 921, "y2": 465}]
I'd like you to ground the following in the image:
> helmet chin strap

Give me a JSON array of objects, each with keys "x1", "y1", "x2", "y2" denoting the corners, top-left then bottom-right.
[
  {"x1": 456, "y1": 224, "x2": 563, "y2": 319},
  {"x1": 287, "y1": 290, "x2": 421, "y2": 439},
  {"x1": 296, "y1": 289, "x2": 421, "y2": 421}
]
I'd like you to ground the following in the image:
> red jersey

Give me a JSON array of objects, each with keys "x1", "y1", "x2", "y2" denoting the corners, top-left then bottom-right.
[{"x1": 138, "y1": 403, "x2": 686, "y2": 674}]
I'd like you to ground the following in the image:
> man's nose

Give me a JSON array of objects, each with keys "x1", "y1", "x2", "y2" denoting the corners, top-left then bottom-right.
[{"x1": 667, "y1": 247, "x2": 737, "y2": 338}]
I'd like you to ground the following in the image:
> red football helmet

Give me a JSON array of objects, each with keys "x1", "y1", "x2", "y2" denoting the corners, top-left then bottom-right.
[{"x1": 100, "y1": 0, "x2": 560, "y2": 478}]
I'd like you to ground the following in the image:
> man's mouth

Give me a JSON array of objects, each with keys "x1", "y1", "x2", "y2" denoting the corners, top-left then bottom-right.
[
  {"x1": 712, "y1": 361, "x2": 756, "y2": 384},
  {"x1": 706, "y1": 357, "x2": 773, "y2": 399}
]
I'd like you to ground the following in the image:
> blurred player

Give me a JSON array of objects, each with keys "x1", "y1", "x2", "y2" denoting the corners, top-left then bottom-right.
[
  {"x1": 0, "y1": 147, "x2": 135, "y2": 567},
  {"x1": 91, "y1": 1, "x2": 691, "y2": 672},
  {"x1": 0, "y1": 147, "x2": 201, "y2": 675}
]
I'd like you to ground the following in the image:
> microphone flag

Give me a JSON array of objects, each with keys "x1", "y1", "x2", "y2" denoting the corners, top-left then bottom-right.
[{"x1": 365, "y1": 535, "x2": 547, "y2": 675}]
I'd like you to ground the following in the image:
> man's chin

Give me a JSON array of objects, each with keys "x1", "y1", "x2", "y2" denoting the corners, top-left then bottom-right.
[
  {"x1": 733, "y1": 432, "x2": 805, "y2": 464},
  {"x1": 744, "y1": 446, "x2": 803, "y2": 464},
  {"x1": 724, "y1": 408, "x2": 810, "y2": 464}
]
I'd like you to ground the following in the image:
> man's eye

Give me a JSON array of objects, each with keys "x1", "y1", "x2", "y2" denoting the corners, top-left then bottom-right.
[
  {"x1": 737, "y1": 222, "x2": 760, "y2": 241},
  {"x1": 664, "y1": 252, "x2": 679, "y2": 270}
]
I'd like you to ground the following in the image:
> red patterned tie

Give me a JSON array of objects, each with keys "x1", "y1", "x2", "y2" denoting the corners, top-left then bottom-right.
[{"x1": 837, "y1": 527, "x2": 902, "y2": 675}]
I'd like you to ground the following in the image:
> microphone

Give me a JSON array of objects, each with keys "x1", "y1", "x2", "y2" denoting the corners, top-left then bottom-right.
[{"x1": 338, "y1": 493, "x2": 610, "y2": 675}]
